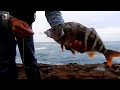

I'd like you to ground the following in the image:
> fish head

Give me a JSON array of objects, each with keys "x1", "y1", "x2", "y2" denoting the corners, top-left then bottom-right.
[{"x1": 44, "y1": 25, "x2": 65, "y2": 41}]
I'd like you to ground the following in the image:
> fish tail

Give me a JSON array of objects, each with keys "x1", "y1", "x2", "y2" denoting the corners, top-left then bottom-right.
[{"x1": 104, "y1": 49, "x2": 120, "y2": 67}]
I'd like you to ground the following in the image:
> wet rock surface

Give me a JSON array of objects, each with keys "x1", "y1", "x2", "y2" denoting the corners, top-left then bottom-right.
[{"x1": 17, "y1": 62, "x2": 120, "y2": 79}]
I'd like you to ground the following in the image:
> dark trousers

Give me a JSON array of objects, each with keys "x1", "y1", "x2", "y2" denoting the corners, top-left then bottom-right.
[{"x1": 0, "y1": 25, "x2": 40, "y2": 79}]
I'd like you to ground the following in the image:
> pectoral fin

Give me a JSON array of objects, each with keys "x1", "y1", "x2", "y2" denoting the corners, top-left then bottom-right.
[
  {"x1": 71, "y1": 49, "x2": 76, "y2": 55},
  {"x1": 86, "y1": 51, "x2": 96, "y2": 58},
  {"x1": 61, "y1": 44, "x2": 64, "y2": 52}
]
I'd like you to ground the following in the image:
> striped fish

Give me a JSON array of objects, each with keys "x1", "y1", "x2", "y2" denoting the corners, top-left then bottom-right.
[{"x1": 44, "y1": 22, "x2": 120, "y2": 67}]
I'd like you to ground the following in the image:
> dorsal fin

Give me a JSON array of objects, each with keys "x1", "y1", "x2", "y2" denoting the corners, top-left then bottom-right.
[
  {"x1": 90, "y1": 28, "x2": 103, "y2": 42},
  {"x1": 86, "y1": 51, "x2": 96, "y2": 58},
  {"x1": 90, "y1": 28, "x2": 100, "y2": 38}
]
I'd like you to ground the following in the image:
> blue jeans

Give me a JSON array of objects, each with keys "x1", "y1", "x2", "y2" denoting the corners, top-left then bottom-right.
[{"x1": 0, "y1": 25, "x2": 40, "y2": 79}]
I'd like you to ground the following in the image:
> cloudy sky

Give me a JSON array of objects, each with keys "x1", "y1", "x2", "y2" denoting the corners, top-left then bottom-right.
[{"x1": 32, "y1": 11, "x2": 120, "y2": 42}]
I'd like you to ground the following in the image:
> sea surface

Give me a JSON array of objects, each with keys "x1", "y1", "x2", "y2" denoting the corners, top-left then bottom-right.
[{"x1": 16, "y1": 41, "x2": 120, "y2": 65}]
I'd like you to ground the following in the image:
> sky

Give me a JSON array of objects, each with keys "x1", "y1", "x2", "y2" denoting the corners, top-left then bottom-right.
[{"x1": 32, "y1": 11, "x2": 120, "y2": 42}]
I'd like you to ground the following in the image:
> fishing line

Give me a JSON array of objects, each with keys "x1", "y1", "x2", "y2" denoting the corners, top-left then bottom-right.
[
  {"x1": 22, "y1": 36, "x2": 37, "y2": 79},
  {"x1": 22, "y1": 39, "x2": 30, "y2": 78},
  {"x1": 22, "y1": 39, "x2": 26, "y2": 75},
  {"x1": 22, "y1": 39, "x2": 30, "y2": 69},
  {"x1": 22, "y1": 39, "x2": 31, "y2": 75},
  {"x1": 23, "y1": 39, "x2": 25, "y2": 65}
]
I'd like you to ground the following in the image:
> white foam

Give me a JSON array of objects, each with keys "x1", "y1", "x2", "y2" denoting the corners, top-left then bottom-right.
[{"x1": 35, "y1": 47, "x2": 47, "y2": 50}]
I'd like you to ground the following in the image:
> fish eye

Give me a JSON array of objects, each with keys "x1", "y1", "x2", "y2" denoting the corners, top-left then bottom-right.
[{"x1": 52, "y1": 28, "x2": 56, "y2": 31}]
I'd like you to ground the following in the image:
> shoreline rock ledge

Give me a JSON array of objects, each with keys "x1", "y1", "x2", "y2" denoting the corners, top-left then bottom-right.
[{"x1": 17, "y1": 63, "x2": 120, "y2": 79}]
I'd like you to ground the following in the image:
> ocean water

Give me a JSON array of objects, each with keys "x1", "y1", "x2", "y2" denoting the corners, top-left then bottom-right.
[{"x1": 16, "y1": 41, "x2": 120, "y2": 65}]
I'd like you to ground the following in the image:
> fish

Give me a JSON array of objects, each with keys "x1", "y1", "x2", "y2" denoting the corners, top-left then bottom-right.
[{"x1": 44, "y1": 22, "x2": 120, "y2": 67}]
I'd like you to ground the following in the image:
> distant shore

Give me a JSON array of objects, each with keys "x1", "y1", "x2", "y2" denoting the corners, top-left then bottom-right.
[{"x1": 17, "y1": 62, "x2": 120, "y2": 79}]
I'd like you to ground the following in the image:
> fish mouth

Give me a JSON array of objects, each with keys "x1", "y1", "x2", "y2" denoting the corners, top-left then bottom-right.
[
  {"x1": 44, "y1": 31, "x2": 50, "y2": 37},
  {"x1": 44, "y1": 31, "x2": 47, "y2": 35}
]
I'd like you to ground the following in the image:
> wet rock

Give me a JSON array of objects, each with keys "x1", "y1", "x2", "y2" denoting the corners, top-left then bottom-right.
[{"x1": 17, "y1": 63, "x2": 120, "y2": 79}]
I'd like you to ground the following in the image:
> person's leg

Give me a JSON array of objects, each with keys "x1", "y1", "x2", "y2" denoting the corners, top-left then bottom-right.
[
  {"x1": 0, "y1": 26, "x2": 18, "y2": 80},
  {"x1": 17, "y1": 26, "x2": 40, "y2": 79}
]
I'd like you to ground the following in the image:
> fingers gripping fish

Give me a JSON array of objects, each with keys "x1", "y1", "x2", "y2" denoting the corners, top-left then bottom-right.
[{"x1": 44, "y1": 22, "x2": 120, "y2": 67}]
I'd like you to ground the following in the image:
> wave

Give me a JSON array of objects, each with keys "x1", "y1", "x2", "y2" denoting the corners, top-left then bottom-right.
[{"x1": 35, "y1": 47, "x2": 47, "y2": 50}]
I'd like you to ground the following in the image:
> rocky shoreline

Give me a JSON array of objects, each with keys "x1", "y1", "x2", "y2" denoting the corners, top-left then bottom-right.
[{"x1": 17, "y1": 62, "x2": 120, "y2": 79}]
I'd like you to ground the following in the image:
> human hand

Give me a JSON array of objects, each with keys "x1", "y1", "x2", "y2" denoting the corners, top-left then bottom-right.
[
  {"x1": 65, "y1": 40, "x2": 86, "y2": 54},
  {"x1": 9, "y1": 17, "x2": 34, "y2": 39}
]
